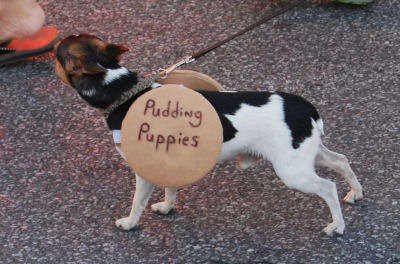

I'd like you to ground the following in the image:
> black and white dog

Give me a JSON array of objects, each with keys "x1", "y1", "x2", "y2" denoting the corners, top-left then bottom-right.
[{"x1": 55, "y1": 34, "x2": 363, "y2": 236}]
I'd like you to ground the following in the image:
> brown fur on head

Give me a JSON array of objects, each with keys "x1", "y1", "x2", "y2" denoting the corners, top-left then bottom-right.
[{"x1": 54, "y1": 34, "x2": 129, "y2": 86}]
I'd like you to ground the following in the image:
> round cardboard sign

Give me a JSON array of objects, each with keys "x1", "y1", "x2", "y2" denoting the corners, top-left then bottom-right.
[
  {"x1": 158, "y1": 70, "x2": 224, "y2": 92},
  {"x1": 121, "y1": 84, "x2": 223, "y2": 188}
]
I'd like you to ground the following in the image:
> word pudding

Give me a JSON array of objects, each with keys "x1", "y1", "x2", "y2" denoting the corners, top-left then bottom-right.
[{"x1": 136, "y1": 98, "x2": 204, "y2": 152}]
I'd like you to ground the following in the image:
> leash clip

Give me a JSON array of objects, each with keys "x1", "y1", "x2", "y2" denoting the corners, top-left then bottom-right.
[{"x1": 160, "y1": 55, "x2": 195, "y2": 77}]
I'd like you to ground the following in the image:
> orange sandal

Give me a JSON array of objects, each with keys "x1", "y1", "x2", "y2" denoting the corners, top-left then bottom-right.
[{"x1": 0, "y1": 27, "x2": 59, "y2": 66}]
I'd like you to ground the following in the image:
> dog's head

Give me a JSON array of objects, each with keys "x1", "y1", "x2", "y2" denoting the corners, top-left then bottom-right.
[{"x1": 54, "y1": 34, "x2": 129, "y2": 86}]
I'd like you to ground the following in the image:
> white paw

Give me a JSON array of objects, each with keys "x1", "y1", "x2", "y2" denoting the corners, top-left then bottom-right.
[
  {"x1": 115, "y1": 217, "x2": 137, "y2": 231},
  {"x1": 151, "y1": 202, "x2": 174, "y2": 215},
  {"x1": 343, "y1": 189, "x2": 363, "y2": 204},
  {"x1": 323, "y1": 222, "x2": 345, "y2": 236}
]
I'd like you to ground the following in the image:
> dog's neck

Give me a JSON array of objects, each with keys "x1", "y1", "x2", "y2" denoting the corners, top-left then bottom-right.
[
  {"x1": 71, "y1": 65, "x2": 152, "y2": 130},
  {"x1": 71, "y1": 66, "x2": 139, "y2": 109}
]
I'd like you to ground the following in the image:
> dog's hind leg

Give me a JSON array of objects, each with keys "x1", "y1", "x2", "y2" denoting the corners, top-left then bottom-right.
[
  {"x1": 115, "y1": 174, "x2": 155, "y2": 230},
  {"x1": 315, "y1": 144, "x2": 363, "y2": 204},
  {"x1": 151, "y1": 187, "x2": 178, "y2": 214},
  {"x1": 274, "y1": 164, "x2": 345, "y2": 236}
]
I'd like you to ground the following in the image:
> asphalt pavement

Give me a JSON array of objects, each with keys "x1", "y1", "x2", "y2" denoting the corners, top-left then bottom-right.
[{"x1": 1, "y1": 0, "x2": 399, "y2": 263}]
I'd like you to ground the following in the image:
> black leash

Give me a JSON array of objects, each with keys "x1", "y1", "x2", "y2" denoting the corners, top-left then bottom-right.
[
  {"x1": 110, "y1": 1, "x2": 301, "y2": 118},
  {"x1": 159, "y1": 0, "x2": 302, "y2": 76},
  {"x1": 192, "y1": 0, "x2": 302, "y2": 61}
]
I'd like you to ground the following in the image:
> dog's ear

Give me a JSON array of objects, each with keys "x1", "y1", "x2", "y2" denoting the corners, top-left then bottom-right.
[
  {"x1": 64, "y1": 56, "x2": 107, "y2": 76},
  {"x1": 105, "y1": 44, "x2": 129, "y2": 61}
]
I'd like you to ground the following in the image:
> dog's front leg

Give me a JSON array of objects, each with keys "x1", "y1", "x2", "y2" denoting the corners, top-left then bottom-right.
[
  {"x1": 151, "y1": 187, "x2": 178, "y2": 214},
  {"x1": 115, "y1": 173, "x2": 154, "y2": 230}
]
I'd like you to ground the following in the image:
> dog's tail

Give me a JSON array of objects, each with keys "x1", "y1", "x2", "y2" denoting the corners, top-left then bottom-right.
[{"x1": 315, "y1": 118, "x2": 325, "y2": 136}]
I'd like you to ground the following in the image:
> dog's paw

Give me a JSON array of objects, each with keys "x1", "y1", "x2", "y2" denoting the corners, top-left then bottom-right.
[
  {"x1": 115, "y1": 217, "x2": 137, "y2": 231},
  {"x1": 151, "y1": 202, "x2": 174, "y2": 215},
  {"x1": 323, "y1": 222, "x2": 345, "y2": 236},
  {"x1": 343, "y1": 189, "x2": 363, "y2": 204}
]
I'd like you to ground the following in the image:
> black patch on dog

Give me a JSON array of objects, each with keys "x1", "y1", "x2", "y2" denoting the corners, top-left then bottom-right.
[
  {"x1": 218, "y1": 115, "x2": 238, "y2": 143},
  {"x1": 277, "y1": 92, "x2": 320, "y2": 149},
  {"x1": 199, "y1": 91, "x2": 272, "y2": 142}
]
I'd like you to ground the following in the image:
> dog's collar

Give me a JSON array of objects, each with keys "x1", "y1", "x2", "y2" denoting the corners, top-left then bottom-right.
[
  {"x1": 102, "y1": 72, "x2": 161, "y2": 119},
  {"x1": 110, "y1": 82, "x2": 162, "y2": 144}
]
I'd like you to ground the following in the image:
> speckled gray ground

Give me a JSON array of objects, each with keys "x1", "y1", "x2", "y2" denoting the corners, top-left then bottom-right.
[{"x1": 1, "y1": 0, "x2": 399, "y2": 263}]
